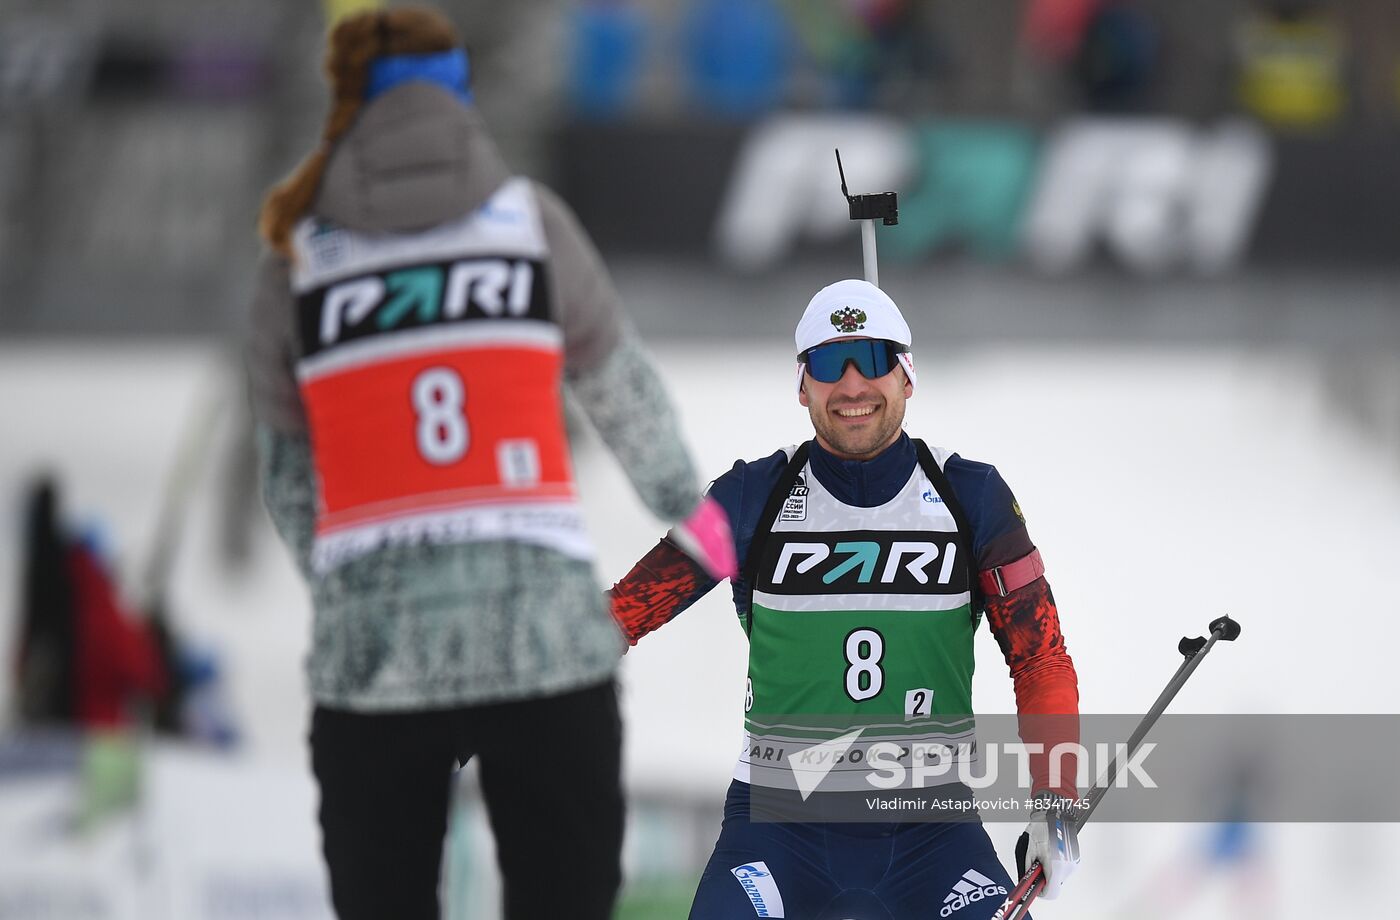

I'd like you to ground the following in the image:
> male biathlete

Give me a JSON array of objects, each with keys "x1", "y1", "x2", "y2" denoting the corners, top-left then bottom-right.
[{"x1": 611, "y1": 279, "x2": 1082, "y2": 919}]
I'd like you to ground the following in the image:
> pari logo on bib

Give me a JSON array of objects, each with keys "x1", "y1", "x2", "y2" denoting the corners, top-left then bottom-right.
[{"x1": 730, "y1": 862, "x2": 785, "y2": 917}]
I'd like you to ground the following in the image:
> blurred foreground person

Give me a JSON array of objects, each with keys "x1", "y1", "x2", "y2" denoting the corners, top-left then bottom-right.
[
  {"x1": 611, "y1": 281, "x2": 1081, "y2": 919},
  {"x1": 245, "y1": 8, "x2": 734, "y2": 919}
]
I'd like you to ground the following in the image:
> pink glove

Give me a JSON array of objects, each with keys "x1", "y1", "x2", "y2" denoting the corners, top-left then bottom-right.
[{"x1": 668, "y1": 495, "x2": 738, "y2": 582}]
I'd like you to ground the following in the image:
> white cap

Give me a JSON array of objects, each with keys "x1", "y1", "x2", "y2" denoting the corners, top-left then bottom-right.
[
  {"x1": 796, "y1": 279, "x2": 912, "y2": 353},
  {"x1": 794, "y1": 279, "x2": 916, "y2": 388}
]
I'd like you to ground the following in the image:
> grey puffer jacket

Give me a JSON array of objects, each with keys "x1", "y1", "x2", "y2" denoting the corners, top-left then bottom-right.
[{"x1": 245, "y1": 83, "x2": 700, "y2": 710}]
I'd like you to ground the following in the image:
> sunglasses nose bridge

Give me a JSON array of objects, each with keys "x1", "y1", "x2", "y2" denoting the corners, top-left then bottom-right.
[{"x1": 826, "y1": 359, "x2": 872, "y2": 392}]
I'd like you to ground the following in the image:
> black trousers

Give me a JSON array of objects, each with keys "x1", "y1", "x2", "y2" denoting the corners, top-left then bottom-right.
[{"x1": 310, "y1": 680, "x2": 624, "y2": 920}]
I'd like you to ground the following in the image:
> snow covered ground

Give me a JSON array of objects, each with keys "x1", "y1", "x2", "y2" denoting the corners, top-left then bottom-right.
[{"x1": 1, "y1": 338, "x2": 1397, "y2": 919}]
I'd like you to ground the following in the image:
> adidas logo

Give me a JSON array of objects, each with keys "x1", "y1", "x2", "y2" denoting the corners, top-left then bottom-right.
[{"x1": 939, "y1": 869, "x2": 1008, "y2": 917}]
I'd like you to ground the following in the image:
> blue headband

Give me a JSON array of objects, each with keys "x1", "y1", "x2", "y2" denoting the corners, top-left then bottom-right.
[{"x1": 366, "y1": 49, "x2": 472, "y2": 103}]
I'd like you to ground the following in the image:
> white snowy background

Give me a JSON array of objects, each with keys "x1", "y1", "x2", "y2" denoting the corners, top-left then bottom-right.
[{"x1": 1, "y1": 336, "x2": 1397, "y2": 919}]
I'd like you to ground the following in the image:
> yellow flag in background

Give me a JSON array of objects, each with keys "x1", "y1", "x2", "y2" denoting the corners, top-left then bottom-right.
[
  {"x1": 1236, "y1": 14, "x2": 1346, "y2": 129},
  {"x1": 323, "y1": 0, "x2": 384, "y2": 27}
]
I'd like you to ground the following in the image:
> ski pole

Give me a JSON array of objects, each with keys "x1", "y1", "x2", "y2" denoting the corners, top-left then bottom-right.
[
  {"x1": 991, "y1": 615, "x2": 1242, "y2": 920},
  {"x1": 834, "y1": 149, "x2": 898, "y2": 287}
]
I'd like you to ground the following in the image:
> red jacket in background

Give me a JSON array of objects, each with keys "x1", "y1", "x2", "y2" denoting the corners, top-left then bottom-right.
[{"x1": 69, "y1": 545, "x2": 166, "y2": 728}]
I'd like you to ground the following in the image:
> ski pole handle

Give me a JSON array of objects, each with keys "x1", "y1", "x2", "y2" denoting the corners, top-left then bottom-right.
[
  {"x1": 861, "y1": 219, "x2": 878, "y2": 286},
  {"x1": 1079, "y1": 613, "x2": 1242, "y2": 825},
  {"x1": 834, "y1": 148, "x2": 896, "y2": 288},
  {"x1": 992, "y1": 614, "x2": 1242, "y2": 920}
]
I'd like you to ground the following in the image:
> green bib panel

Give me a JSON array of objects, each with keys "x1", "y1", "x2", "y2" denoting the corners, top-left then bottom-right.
[{"x1": 738, "y1": 444, "x2": 980, "y2": 791}]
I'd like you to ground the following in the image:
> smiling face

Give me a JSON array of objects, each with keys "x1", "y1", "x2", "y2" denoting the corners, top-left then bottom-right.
[{"x1": 798, "y1": 341, "x2": 912, "y2": 461}]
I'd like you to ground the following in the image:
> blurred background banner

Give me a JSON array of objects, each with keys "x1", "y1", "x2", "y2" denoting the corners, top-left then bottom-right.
[
  {"x1": 2, "y1": 1, "x2": 1398, "y2": 919},
  {"x1": 1, "y1": 0, "x2": 1398, "y2": 338}
]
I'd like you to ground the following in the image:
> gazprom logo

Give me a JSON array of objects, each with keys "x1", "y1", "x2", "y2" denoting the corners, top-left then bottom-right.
[{"x1": 730, "y1": 862, "x2": 785, "y2": 917}]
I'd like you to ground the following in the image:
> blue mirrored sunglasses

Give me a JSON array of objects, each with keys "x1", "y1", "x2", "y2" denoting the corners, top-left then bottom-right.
[{"x1": 801, "y1": 339, "x2": 906, "y2": 384}]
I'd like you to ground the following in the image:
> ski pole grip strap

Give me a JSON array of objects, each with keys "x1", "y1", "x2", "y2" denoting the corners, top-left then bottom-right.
[{"x1": 978, "y1": 548, "x2": 1045, "y2": 597}]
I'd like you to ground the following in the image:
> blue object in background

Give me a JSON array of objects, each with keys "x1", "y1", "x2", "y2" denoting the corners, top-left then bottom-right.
[
  {"x1": 569, "y1": 1, "x2": 648, "y2": 119},
  {"x1": 1074, "y1": 1, "x2": 1161, "y2": 112},
  {"x1": 177, "y1": 645, "x2": 240, "y2": 749},
  {"x1": 680, "y1": 0, "x2": 793, "y2": 117}
]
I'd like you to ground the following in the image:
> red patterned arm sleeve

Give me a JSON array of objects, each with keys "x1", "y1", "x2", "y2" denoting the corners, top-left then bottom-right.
[
  {"x1": 983, "y1": 575, "x2": 1081, "y2": 799},
  {"x1": 608, "y1": 538, "x2": 716, "y2": 644}
]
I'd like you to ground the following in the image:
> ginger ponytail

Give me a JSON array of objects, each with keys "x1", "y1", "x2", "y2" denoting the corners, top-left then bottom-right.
[{"x1": 258, "y1": 7, "x2": 461, "y2": 258}]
